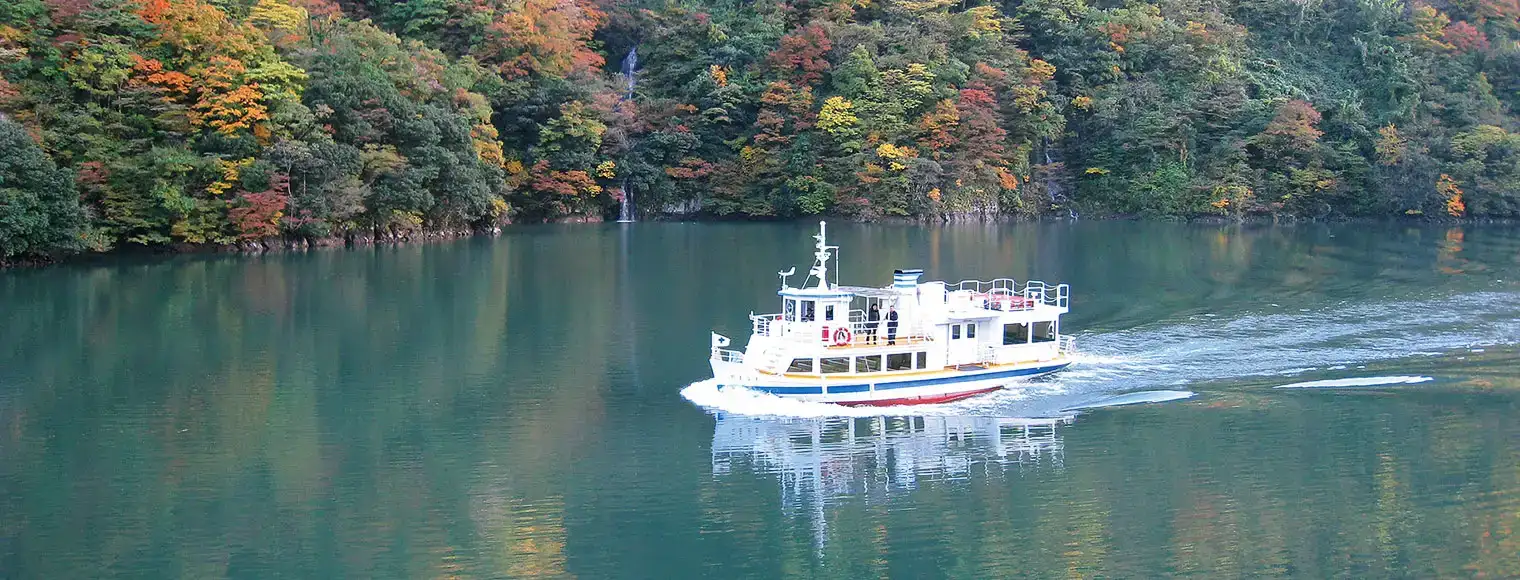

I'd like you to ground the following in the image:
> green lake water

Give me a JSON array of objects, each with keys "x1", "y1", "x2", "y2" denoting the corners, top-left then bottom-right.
[{"x1": 2, "y1": 222, "x2": 1518, "y2": 578}]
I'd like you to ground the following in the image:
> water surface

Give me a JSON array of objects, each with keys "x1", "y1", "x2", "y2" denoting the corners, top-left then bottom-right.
[{"x1": 2, "y1": 222, "x2": 1518, "y2": 577}]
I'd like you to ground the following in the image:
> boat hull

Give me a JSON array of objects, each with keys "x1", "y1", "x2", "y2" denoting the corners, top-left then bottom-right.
[
  {"x1": 713, "y1": 360, "x2": 1070, "y2": 406},
  {"x1": 835, "y1": 385, "x2": 1004, "y2": 406}
]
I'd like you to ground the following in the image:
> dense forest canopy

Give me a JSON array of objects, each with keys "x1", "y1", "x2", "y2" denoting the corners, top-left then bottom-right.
[{"x1": 3, "y1": 0, "x2": 1520, "y2": 258}]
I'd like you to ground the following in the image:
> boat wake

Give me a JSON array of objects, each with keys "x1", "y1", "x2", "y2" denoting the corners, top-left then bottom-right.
[
  {"x1": 1272, "y1": 376, "x2": 1434, "y2": 389},
  {"x1": 683, "y1": 290, "x2": 1520, "y2": 417}
]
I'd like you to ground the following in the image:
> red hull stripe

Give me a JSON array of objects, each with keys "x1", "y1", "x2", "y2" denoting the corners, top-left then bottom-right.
[{"x1": 836, "y1": 386, "x2": 1003, "y2": 407}]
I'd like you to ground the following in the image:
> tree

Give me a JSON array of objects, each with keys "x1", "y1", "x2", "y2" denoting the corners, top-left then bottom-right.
[{"x1": 0, "y1": 115, "x2": 86, "y2": 258}]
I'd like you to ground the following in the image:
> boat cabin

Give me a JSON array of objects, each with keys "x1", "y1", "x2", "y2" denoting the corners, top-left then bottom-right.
[{"x1": 746, "y1": 265, "x2": 1069, "y2": 378}]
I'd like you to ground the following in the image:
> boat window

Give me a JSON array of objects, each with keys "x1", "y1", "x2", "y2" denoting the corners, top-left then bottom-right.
[
  {"x1": 915, "y1": 352, "x2": 928, "y2": 369},
  {"x1": 1004, "y1": 323, "x2": 1030, "y2": 345},
  {"x1": 825, "y1": 304, "x2": 835, "y2": 321},
  {"x1": 785, "y1": 299, "x2": 797, "y2": 321},
  {"x1": 1033, "y1": 321, "x2": 1056, "y2": 343},
  {"x1": 967, "y1": 324, "x2": 977, "y2": 339},
  {"x1": 886, "y1": 353, "x2": 912, "y2": 371},
  {"x1": 951, "y1": 324, "x2": 961, "y2": 340},
  {"x1": 855, "y1": 355, "x2": 882, "y2": 373},
  {"x1": 801, "y1": 301, "x2": 816, "y2": 322},
  {"x1": 787, "y1": 358, "x2": 815, "y2": 373},
  {"x1": 820, "y1": 357, "x2": 849, "y2": 373}
]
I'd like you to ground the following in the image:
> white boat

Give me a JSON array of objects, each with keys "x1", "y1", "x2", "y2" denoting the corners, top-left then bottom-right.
[{"x1": 708, "y1": 222, "x2": 1075, "y2": 406}]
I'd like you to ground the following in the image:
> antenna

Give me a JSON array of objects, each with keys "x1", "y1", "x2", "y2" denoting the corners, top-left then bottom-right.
[{"x1": 778, "y1": 267, "x2": 796, "y2": 289}]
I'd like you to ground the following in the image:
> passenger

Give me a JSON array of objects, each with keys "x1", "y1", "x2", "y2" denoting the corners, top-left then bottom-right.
[
  {"x1": 866, "y1": 304, "x2": 880, "y2": 344},
  {"x1": 887, "y1": 305, "x2": 899, "y2": 345}
]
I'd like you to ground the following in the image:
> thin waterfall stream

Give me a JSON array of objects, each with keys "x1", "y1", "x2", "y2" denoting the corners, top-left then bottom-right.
[{"x1": 617, "y1": 47, "x2": 638, "y2": 223}]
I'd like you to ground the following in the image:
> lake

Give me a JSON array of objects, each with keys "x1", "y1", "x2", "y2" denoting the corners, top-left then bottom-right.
[{"x1": 2, "y1": 222, "x2": 1518, "y2": 578}]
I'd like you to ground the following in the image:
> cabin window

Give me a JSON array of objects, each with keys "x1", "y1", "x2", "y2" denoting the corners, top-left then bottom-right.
[
  {"x1": 951, "y1": 325, "x2": 961, "y2": 340},
  {"x1": 825, "y1": 304, "x2": 835, "y2": 321},
  {"x1": 855, "y1": 355, "x2": 882, "y2": 373},
  {"x1": 801, "y1": 301, "x2": 816, "y2": 322},
  {"x1": 916, "y1": 351, "x2": 928, "y2": 369},
  {"x1": 967, "y1": 324, "x2": 977, "y2": 339},
  {"x1": 1004, "y1": 323, "x2": 1030, "y2": 345},
  {"x1": 785, "y1": 299, "x2": 797, "y2": 321},
  {"x1": 886, "y1": 353, "x2": 913, "y2": 371},
  {"x1": 787, "y1": 358, "x2": 815, "y2": 373},
  {"x1": 820, "y1": 357, "x2": 850, "y2": 374},
  {"x1": 1033, "y1": 321, "x2": 1056, "y2": 343}
]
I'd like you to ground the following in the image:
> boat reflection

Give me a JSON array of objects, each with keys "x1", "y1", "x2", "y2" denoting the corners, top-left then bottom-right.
[{"x1": 710, "y1": 413, "x2": 1074, "y2": 549}]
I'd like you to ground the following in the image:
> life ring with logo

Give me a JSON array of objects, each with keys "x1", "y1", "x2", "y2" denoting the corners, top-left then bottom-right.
[{"x1": 832, "y1": 327, "x2": 853, "y2": 346}]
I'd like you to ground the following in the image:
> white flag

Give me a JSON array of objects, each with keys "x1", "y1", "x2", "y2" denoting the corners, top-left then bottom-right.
[{"x1": 711, "y1": 332, "x2": 731, "y2": 348}]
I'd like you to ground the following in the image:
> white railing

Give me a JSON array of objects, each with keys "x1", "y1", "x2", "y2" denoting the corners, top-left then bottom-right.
[
  {"x1": 751, "y1": 313, "x2": 782, "y2": 337},
  {"x1": 977, "y1": 335, "x2": 1075, "y2": 365},
  {"x1": 751, "y1": 313, "x2": 926, "y2": 348},
  {"x1": 951, "y1": 278, "x2": 1069, "y2": 310}
]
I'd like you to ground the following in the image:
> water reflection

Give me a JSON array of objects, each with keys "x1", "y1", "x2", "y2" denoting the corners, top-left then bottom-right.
[{"x1": 711, "y1": 413, "x2": 1074, "y2": 548}]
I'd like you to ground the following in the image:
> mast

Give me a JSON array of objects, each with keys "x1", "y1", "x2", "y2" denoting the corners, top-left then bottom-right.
[{"x1": 810, "y1": 221, "x2": 834, "y2": 290}]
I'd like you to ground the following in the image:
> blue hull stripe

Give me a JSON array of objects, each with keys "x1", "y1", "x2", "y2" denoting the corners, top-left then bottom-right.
[{"x1": 731, "y1": 362, "x2": 1070, "y2": 396}]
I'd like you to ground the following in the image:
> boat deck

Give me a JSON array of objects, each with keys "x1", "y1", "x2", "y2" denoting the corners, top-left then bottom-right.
[{"x1": 823, "y1": 334, "x2": 934, "y2": 349}]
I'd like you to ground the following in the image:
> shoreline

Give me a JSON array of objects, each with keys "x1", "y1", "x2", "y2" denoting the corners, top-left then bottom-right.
[{"x1": 1, "y1": 213, "x2": 1503, "y2": 270}]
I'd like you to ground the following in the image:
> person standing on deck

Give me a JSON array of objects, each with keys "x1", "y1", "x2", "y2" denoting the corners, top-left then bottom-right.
[
  {"x1": 866, "y1": 304, "x2": 881, "y2": 344},
  {"x1": 886, "y1": 305, "x2": 899, "y2": 345}
]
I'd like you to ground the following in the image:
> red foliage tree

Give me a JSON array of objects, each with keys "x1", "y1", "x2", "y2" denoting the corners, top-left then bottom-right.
[
  {"x1": 954, "y1": 83, "x2": 1008, "y2": 163},
  {"x1": 1446, "y1": 21, "x2": 1490, "y2": 53},
  {"x1": 767, "y1": 23, "x2": 831, "y2": 87},
  {"x1": 230, "y1": 174, "x2": 289, "y2": 239}
]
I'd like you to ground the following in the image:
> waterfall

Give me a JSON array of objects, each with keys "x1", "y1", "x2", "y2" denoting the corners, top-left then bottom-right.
[
  {"x1": 617, "y1": 47, "x2": 638, "y2": 223},
  {"x1": 621, "y1": 47, "x2": 638, "y2": 99},
  {"x1": 617, "y1": 177, "x2": 634, "y2": 223}
]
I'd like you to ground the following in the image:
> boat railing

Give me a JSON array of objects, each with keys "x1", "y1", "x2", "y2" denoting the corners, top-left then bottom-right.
[
  {"x1": 951, "y1": 279, "x2": 1069, "y2": 310},
  {"x1": 751, "y1": 312, "x2": 926, "y2": 347},
  {"x1": 979, "y1": 335, "x2": 1076, "y2": 364},
  {"x1": 820, "y1": 318, "x2": 930, "y2": 348},
  {"x1": 711, "y1": 347, "x2": 745, "y2": 363},
  {"x1": 750, "y1": 313, "x2": 782, "y2": 337}
]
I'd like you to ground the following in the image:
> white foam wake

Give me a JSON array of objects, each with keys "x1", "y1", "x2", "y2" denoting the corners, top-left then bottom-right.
[
  {"x1": 1272, "y1": 375, "x2": 1434, "y2": 389},
  {"x1": 1060, "y1": 390, "x2": 1196, "y2": 411}
]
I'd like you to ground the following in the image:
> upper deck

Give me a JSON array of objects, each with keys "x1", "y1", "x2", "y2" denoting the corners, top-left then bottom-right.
[{"x1": 748, "y1": 277, "x2": 1069, "y2": 350}]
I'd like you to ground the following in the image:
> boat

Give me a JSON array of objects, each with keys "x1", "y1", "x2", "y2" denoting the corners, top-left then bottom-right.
[{"x1": 708, "y1": 222, "x2": 1075, "y2": 406}]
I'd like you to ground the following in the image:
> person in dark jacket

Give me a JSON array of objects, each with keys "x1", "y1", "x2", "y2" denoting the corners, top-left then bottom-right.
[
  {"x1": 866, "y1": 304, "x2": 881, "y2": 344},
  {"x1": 886, "y1": 305, "x2": 899, "y2": 345}
]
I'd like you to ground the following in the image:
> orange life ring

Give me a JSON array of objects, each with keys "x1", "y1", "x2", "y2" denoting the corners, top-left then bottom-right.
[{"x1": 832, "y1": 327, "x2": 853, "y2": 346}]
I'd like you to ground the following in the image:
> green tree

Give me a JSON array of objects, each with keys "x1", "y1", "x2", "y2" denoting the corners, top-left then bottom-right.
[{"x1": 0, "y1": 115, "x2": 86, "y2": 258}]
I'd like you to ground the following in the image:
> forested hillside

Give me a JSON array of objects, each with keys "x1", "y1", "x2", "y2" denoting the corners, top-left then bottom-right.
[{"x1": 3, "y1": 0, "x2": 1518, "y2": 258}]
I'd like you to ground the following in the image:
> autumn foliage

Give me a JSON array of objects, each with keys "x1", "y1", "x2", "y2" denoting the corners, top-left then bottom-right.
[{"x1": 7, "y1": 0, "x2": 1520, "y2": 258}]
